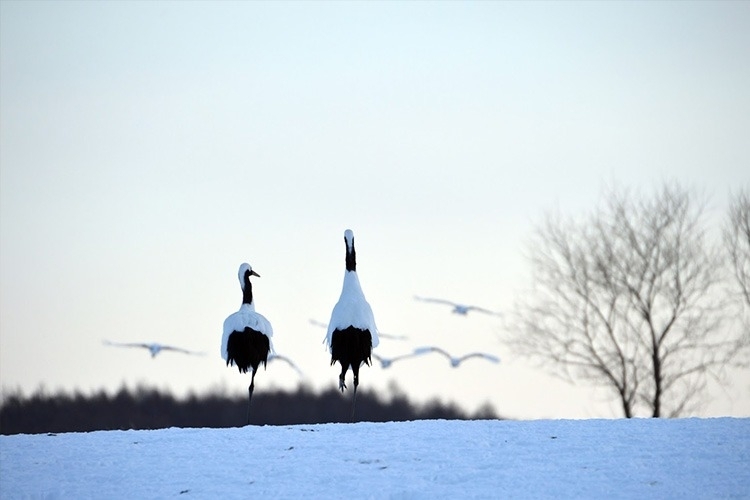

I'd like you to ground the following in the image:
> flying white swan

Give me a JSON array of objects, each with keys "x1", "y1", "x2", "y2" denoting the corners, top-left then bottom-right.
[
  {"x1": 414, "y1": 295, "x2": 503, "y2": 317},
  {"x1": 413, "y1": 346, "x2": 500, "y2": 367},
  {"x1": 103, "y1": 340, "x2": 205, "y2": 358}
]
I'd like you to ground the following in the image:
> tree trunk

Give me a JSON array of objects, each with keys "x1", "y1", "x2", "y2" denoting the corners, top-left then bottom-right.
[
  {"x1": 651, "y1": 349, "x2": 662, "y2": 418},
  {"x1": 619, "y1": 391, "x2": 632, "y2": 418}
]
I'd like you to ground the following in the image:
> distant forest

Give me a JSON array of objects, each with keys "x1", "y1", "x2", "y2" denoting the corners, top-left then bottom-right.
[{"x1": 0, "y1": 384, "x2": 499, "y2": 435}]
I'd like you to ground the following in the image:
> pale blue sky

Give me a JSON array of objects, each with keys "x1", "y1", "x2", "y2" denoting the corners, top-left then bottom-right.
[{"x1": 1, "y1": 1, "x2": 748, "y2": 418}]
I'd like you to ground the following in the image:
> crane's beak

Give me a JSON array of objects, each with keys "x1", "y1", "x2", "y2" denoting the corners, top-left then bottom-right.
[{"x1": 251, "y1": 270, "x2": 260, "y2": 277}]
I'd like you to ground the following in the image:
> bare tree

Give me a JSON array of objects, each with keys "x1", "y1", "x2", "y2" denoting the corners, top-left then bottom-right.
[
  {"x1": 724, "y1": 189, "x2": 750, "y2": 311},
  {"x1": 510, "y1": 183, "x2": 746, "y2": 417}
]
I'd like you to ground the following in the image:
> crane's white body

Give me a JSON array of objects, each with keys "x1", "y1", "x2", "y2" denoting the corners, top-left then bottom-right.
[
  {"x1": 221, "y1": 303, "x2": 274, "y2": 363},
  {"x1": 326, "y1": 271, "x2": 379, "y2": 352}
]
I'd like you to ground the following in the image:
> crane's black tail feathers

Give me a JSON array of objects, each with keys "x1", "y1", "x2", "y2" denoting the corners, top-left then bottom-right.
[
  {"x1": 329, "y1": 326, "x2": 372, "y2": 370},
  {"x1": 226, "y1": 328, "x2": 271, "y2": 374}
]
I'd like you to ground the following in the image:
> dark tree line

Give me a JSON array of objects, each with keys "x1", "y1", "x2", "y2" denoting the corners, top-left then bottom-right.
[{"x1": 0, "y1": 384, "x2": 499, "y2": 435}]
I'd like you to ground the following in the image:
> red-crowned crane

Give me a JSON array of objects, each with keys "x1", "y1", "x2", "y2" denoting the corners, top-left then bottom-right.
[
  {"x1": 414, "y1": 295, "x2": 504, "y2": 317},
  {"x1": 103, "y1": 340, "x2": 205, "y2": 358},
  {"x1": 221, "y1": 263, "x2": 273, "y2": 424},
  {"x1": 413, "y1": 346, "x2": 500, "y2": 367},
  {"x1": 325, "y1": 229, "x2": 379, "y2": 419}
]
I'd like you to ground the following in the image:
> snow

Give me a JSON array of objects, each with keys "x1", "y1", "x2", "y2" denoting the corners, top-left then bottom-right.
[
  {"x1": 326, "y1": 271, "x2": 380, "y2": 351},
  {"x1": 1, "y1": 418, "x2": 747, "y2": 498},
  {"x1": 220, "y1": 304, "x2": 275, "y2": 361}
]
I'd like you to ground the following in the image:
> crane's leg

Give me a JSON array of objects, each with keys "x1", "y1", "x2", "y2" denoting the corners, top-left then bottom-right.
[
  {"x1": 350, "y1": 365, "x2": 360, "y2": 421},
  {"x1": 338, "y1": 363, "x2": 347, "y2": 392},
  {"x1": 246, "y1": 368, "x2": 257, "y2": 425}
]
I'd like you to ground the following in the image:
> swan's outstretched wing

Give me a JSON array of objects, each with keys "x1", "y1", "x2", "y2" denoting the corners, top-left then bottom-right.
[
  {"x1": 413, "y1": 346, "x2": 500, "y2": 367},
  {"x1": 158, "y1": 345, "x2": 206, "y2": 356},
  {"x1": 414, "y1": 296, "x2": 503, "y2": 317},
  {"x1": 372, "y1": 352, "x2": 420, "y2": 369},
  {"x1": 309, "y1": 319, "x2": 328, "y2": 329},
  {"x1": 413, "y1": 346, "x2": 452, "y2": 359},
  {"x1": 103, "y1": 340, "x2": 151, "y2": 350},
  {"x1": 372, "y1": 353, "x2": 390, "y2": 368},
  {"x1": 268, "y1": 354, "x2": 304, "y2": 377},
  {"x1": 103, "y1": 340, "x2": 204, "y2": 357},
  {"x1": 456, "y1": 352, "x2": 501, "y2": 365},
  {"x1": 465, "y1": 305, "x2": 504, "y2": 317},
  {"x1": 413, "y1": 296, "x2": 458, "y2": 307}
]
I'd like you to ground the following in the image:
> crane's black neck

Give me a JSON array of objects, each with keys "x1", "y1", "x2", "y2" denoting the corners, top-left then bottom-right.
[
  {"x1": 242, "y1": 271, "x2": 254, "y2": 305},
  {"x1": 345, "y1": 237, "x2": 356, "y2": 272}
]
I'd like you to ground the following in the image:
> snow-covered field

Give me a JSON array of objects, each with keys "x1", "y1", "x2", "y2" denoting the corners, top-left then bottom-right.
[{"x1": 1, "y1": 418, "x2": 747, "y2": 498}]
